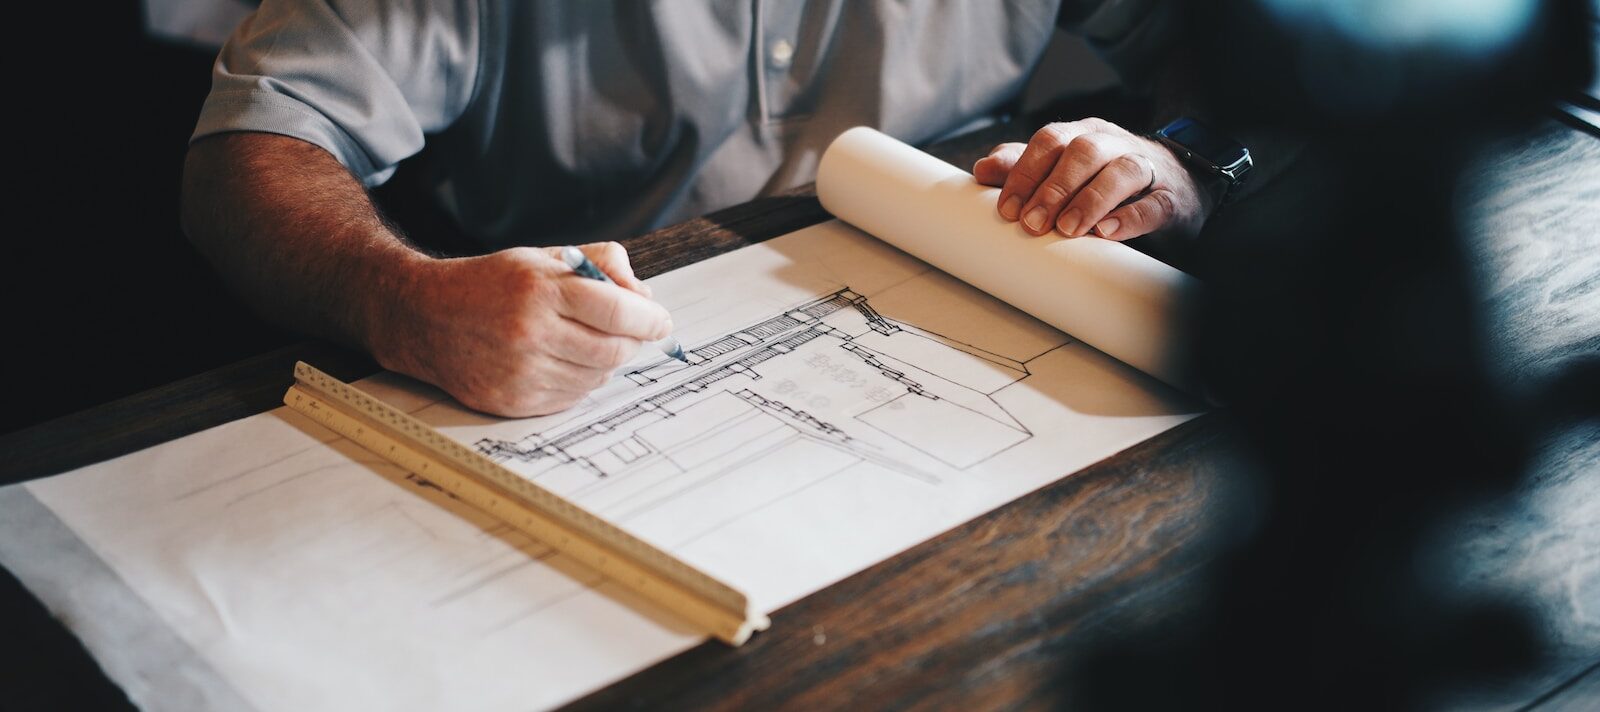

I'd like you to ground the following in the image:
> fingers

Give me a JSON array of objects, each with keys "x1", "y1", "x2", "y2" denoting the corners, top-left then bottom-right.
[
  {"x1": 473, "y1": 330, "x2": 625, "y2": 416},
  {"x1": 410, "y1": 246, "x2": 668, "y2": 418},
  {"x1": 549, "y1": 318, "x2": 645, "y2": 372},
  {"x1": 1015, "y1": 132, "x2": 1131, "y2": 236},
  {"x1": 997, "y1": 122, "x2": 1092, "y2": 221},
  {"x1": 578, "y1": 241, "x2": 653, "y2": 298},
  {"x1": 1094, "y1": 189, "x2": 1179, "y2": 241},
  {"x1": 973, "y1": 143, "x2": 1025, "y2": 187},
  {"x1": 1056, "y1": 153, "x2": 1154, "y2": 238},
  {"x1": 556, "y1": 275, "x2": 673, "y2": 341},
  {"x1": 524, "y1": 354, "x2": 614, "y2": 394},
  {"x1": 480, "y1": 317, "x2": 638, "y2": 417},
  {"x1": 537, "y1": 241, "x2": 672, "y2": 340},
  {"x1": 996, "y1": 119, "x2": 1200, "y2": 241}
]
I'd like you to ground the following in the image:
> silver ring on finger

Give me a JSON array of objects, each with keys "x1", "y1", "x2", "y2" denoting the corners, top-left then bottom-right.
[{"x1": 1134, "y1": 154, "x2": 1157, "y2": 194}]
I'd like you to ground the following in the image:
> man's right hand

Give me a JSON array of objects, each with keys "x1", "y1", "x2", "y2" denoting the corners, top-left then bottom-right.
[
  {"x1": 183, "y1": 134, "x2": 672, "y2": 419},
  {"x1": 368, "y1": 242, "x2": 673, "y2": 417}
]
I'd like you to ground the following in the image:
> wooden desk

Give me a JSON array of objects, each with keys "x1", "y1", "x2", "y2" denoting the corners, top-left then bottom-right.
[{"x1": 2, "y1": 120, "x2": 1594, "y2": 710}]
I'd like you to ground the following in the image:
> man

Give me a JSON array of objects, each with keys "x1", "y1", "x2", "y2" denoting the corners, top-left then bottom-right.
[{"x1": 182, "y1": 0, "x2": 1214, "y2": 417}]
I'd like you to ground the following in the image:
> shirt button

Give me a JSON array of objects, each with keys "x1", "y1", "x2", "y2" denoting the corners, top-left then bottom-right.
[{"x1": 769, "y1": 38, "x2": 794, "y2": 69}]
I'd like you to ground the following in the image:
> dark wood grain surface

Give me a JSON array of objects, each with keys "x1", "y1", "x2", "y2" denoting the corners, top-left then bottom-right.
[
  {"x1": 565, "y1": 415, "x2": 1239, "y2": 711},
  {"x1": 1, "y1": 120, "x2": 1593, "y2": 711}
]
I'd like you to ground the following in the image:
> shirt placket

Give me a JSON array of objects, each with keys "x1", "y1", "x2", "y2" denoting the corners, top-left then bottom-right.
[{"x1": 752, "y1": 0, "x2": 810, "y2": 125}]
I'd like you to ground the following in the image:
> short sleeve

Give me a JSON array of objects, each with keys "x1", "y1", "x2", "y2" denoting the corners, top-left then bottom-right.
[{"x1": 191, "y1": 0, "x2": 480, "y2": 186}]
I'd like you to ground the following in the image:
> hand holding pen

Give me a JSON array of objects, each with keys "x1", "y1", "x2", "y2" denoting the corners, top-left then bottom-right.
[{"x1": 562, "y1": 246, "x2": 689, "y2": 363}]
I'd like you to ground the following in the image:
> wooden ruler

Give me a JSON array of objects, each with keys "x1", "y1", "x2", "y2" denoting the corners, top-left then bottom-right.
[{"x1": 282, "y1": 361, "x2": 769, "y2": 645}]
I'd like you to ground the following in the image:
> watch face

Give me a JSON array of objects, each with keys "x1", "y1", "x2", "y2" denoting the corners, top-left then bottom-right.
[{"x1": 1163, "y1": 118, "x2": 1247, "y2": 169}]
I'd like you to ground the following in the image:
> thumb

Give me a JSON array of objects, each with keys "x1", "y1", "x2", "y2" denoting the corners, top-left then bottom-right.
[
  {"x1": 579, "y1": 241, "x2": 653, "y2": 298},
  {"x1": 972, "y1": 142, "x2": 1026, "y2": 187}
]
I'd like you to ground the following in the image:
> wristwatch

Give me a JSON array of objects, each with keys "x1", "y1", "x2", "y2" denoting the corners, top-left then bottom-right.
[{"x1": 1151, "y1": 117, "x2": 1253, "y2": 205}]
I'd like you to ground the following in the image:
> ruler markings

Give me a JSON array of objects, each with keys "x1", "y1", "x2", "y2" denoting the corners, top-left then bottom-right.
[{"x1": 283, "y1": 362, "x2": 769, "y2": 645}]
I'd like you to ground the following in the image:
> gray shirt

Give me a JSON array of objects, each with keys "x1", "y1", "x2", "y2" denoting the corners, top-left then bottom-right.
[{"x1": 193, "y1": 0, "x2": 1059, "y2": 249}]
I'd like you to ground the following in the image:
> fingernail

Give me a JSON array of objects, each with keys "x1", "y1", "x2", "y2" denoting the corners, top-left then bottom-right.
[
  {"x1": 1022, "y1": 206, "x2": 1047, "y2": 233},
  {"x1": 1095, "y1": 218, "x2": 1120, "y2": 239},
  {"x1": 1057, "y1": 209, "x2": 1082, "y2": 236},
  {"x1": 1000, "y1": 195, "x2": 1022, "y2": 220}
]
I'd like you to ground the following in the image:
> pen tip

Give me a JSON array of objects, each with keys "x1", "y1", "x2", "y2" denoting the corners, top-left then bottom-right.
[{"x1": 663, "y1": 336, "x2": 689, "y2": 364}]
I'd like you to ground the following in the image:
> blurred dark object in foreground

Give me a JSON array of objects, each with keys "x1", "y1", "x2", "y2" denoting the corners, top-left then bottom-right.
[{"x1": 1074, "y1": 0, "x2": 1596, "y2": 708}]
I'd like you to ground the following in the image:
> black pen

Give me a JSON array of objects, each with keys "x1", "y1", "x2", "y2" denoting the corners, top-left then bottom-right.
[{"x1": 561, "y1": 246, "x2": 689, "y2": 363}]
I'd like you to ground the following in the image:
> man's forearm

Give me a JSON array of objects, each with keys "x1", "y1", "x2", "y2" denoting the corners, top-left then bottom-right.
[
  {"x1": 179, "y1": 132, "x2": 674, "y2": 417},
  {"x1": 180, "y1": 132, "x2": 427, "y2": 351}
]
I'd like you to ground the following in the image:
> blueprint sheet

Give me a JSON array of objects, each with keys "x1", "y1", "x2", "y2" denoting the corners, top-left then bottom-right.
[{"x1": 0, "y1": 220, "x2": 1201, "y2": 711}]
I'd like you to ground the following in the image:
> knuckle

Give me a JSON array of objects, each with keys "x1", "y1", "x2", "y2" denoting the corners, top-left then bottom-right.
[
  {"x1": 1009, "y1": 161, "x2": 1046, "y2": 186},
  {"x1": 1065, "y1": 134, "x2": 1108, "y2": 162},
  {"x1": 504, "y1": 304, "x2": 549, "y2": 346},
  {"x1": 1149, "y1": 190, "x2": 1178, "y2": 218},
  {"x1": 1033, "y1": 123, "x2": 1071, "y2": 146},
  {"x1": 1110, "y1": 154, "x2": 1146, "y2": 179},
  {"x1": 1074, "y1": 183, "x2": 1112, "y2": 209},
  {"x1": 1084, "y1": 116, "x2": 1131, "y2": 137},
  {"x1": 503, "y1": 314, "x2": 536, "y2": 347},
  {"x1": 518, "y1": 259, "x2": 556, "y2": 296},
  {"x1": 1127, "y1": 200, "x2": 1156, "y2": 226},
  {"x1": 605, "y1": 292, "x2": 628, "y2": 333},
  {"x1": 502, "y1": 254, "x2": 542, "y2": 292},
  {"x1": 989, "y1": 141, "x2": 1024, "y2": 156},
  {"x1": 1032, "y1": 180, "x2": 1072, "y2": 206}
]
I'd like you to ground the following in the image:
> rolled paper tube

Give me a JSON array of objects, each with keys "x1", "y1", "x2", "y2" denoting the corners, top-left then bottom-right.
[{"x1": 816, "y1": 127, "x2": 1200, "y2": 393}]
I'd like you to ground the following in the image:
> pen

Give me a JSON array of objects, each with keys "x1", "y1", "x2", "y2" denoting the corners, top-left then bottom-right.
[{"x1": 561, "y1": 246, "x2": 690, "y2": 363}]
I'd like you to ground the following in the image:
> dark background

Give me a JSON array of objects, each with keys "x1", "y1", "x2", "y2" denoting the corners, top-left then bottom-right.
[
  {"x1": 5, "y1": 5, "x2": 293, "y2": 437},
  {"x1": 2, "y1": 9, "x2": 272, "y2": 706}
]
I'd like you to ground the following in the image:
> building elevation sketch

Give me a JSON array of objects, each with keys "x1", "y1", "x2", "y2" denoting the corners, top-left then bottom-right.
[{"x1": 474, "y1": 286, "x2": 1056, "y2": 549}]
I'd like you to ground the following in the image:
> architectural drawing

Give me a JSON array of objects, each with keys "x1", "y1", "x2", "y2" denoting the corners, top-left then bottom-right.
[
  {"x1": 0, "y1": 220, "x2": 1201, "y2": 712},
  {"x1": 473, "y1": 288, "x2": 1063, "y2": 546}
]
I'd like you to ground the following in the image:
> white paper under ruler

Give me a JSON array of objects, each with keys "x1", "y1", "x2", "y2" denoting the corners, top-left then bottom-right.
[{"x1": 0, "y1": 135, "x2": 1203, "y2": 711}]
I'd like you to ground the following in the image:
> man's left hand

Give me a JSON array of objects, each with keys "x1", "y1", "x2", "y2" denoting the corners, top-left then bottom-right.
[{"x1": 974, "y1": 117, "x2": 1214, "y2": 242}]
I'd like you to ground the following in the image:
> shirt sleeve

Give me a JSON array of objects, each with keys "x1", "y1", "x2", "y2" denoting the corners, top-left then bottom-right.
[{"x1": 191, "y1": 0, "x2": 481, "y2": 186}]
